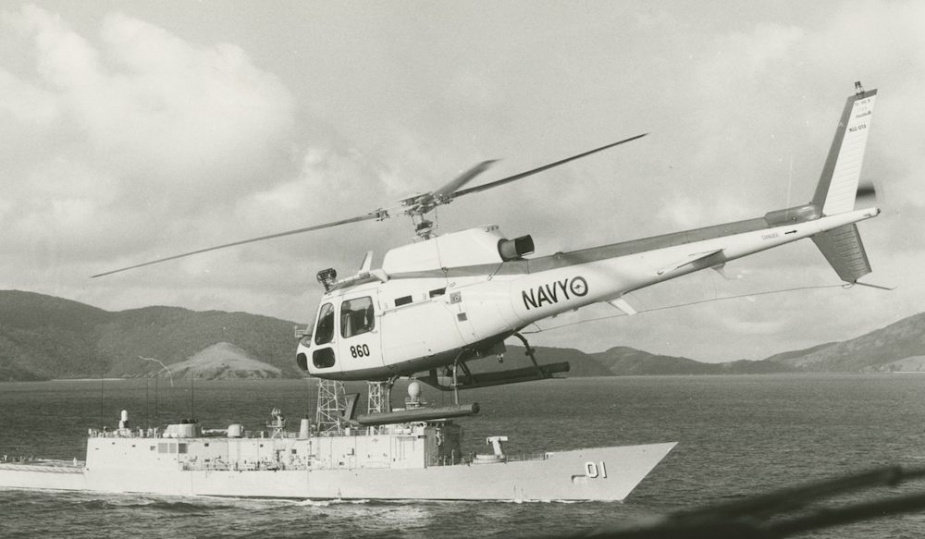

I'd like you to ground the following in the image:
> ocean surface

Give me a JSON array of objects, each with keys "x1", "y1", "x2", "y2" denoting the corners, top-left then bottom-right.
[{"x1": 2, "y1": 375, "x2": 925, "y2": 538}]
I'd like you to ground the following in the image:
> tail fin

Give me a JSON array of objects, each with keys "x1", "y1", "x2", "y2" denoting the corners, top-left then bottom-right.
[
  {"x1": 810, "y1": 83, "x2": 878, "y2": 283},
  {"x1": 811, "y1": 84, "x2": 877, "y2": 216}
]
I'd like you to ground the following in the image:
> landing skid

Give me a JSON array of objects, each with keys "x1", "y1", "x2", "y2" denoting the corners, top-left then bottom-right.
[{"x1": 418, "y1": 333, "x2": 570, "y2": 392}]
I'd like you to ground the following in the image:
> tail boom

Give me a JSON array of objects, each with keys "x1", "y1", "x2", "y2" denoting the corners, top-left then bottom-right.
[{"x1": 505, "y1": 207, "x2": 880, "y2": 326}]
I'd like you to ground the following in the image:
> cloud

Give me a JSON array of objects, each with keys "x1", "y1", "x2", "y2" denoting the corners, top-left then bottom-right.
[
  {"x1": 3, "y1": 1, "x2": 925, "y2": 363},
  {"x1": 0, "y1": 4, "x2": 314, "y2": 324},
  {"x1": 0, "y1": 67, "x2": 59, "y2": 126},
  {"x1": 0, "y1": 4, "x2": 296, "y2": 263}
]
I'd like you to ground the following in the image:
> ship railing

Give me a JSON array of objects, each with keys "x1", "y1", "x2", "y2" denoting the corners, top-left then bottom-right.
[
  {"x1": 504, "y1": 451, "x2": 550, "y2": 463},
  {"x1": 87, "y1": 427, "x2": 309, "y2": 440},
  {"x1": 0, "y1": 456, "x2": 84, "y2": 469},
  {"x1": 88, "y1": 428, "x2": 159, "y2": 439},
  {"x1": 0, "y1": 462, "x2": 84, "y2": 473},
  {"x1": 179, "y1": 459, "x2": 312, "y2": 472}
]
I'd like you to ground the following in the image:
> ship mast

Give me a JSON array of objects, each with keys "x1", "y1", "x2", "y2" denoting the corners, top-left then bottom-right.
[
  {"x1": 366, "y1": 381, "x2": 392, "y2": 434},
  {"x1": 314, "y1": 378, "x2": 347, "y2": 433}
]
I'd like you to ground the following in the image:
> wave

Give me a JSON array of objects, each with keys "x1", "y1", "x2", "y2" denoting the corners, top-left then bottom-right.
[{"x1": 72, "y1": 495, "x2": 234, "y2": 514}]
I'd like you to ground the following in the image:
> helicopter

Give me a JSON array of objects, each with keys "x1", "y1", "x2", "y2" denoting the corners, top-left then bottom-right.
[{"x1": 95, "y1": 84, "x2": 880, "y2": 394}]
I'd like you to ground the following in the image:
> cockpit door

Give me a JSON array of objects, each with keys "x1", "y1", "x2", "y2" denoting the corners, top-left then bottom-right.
[{"x1": 336, "y1": 294, "x2": 384, "y2": 378}]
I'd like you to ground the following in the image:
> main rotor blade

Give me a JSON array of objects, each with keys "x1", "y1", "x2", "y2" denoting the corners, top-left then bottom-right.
[
  {"x1": 451, "y1": 133, "x2": 648, "y2": 199},
  {"x1": 402, "y1": 159, "x2": 497, "y2": 216},
  {"x1": 431, "y1": 159, "x2": 497, "y2": 200},
  {"x1": 91, "y1": 209, "x2": 387, "y2": 278}
]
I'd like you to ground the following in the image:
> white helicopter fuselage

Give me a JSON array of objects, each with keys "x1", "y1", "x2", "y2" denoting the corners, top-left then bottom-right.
[
  {"x1": 291, "y1": 85, "x2": 879, "y2": 383},
  {"x1": 297, "y1": 204, "x2": 878, "y2": 381}
]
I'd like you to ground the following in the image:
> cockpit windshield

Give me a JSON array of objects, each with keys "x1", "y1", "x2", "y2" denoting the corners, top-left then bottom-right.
[{"x1": 314, "y1": 303, "x2": 335, "y2": 345}]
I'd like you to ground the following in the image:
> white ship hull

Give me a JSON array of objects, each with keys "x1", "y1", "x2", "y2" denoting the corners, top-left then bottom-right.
[{"x1": 0, "y1": 442, "x2": 674, "y2": 501}]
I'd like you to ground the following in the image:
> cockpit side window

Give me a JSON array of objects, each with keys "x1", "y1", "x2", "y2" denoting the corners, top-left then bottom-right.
[
  {"x1": 314, "y1": 303, "x2": 335, "y2": 346},
  {"x1": 341, "y1": 296, "x2": 375, "y2": 338}
]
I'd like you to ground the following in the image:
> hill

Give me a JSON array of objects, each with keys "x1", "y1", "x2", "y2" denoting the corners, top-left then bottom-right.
[
  {"x1": 0, "y1": 290, "x2": 302, "y2": 380},
  {"x1": 0, "y1": 290, "x2": 110, "y2": 379},
  {"x1": 94, "y1": 305, "x2": 301, "y2": 378},
  {"x1": 765, "y1": 313, "x2": 925, "y2": 372},
  {"x1": 593, "y1": 346, "x2": 715, "y2": 375},
  {"x1": 0, "y1": 291, "x2": 615, "y2": 381},
  {"x1": 164, "y1": 342, "x2": 283, "y2": 380},
  {"x1": 592, "y1": 346, "x2": 793, "y2": 375},
  {"x1": 4, "y1": 290, "x2": 924, "y2": 380}
]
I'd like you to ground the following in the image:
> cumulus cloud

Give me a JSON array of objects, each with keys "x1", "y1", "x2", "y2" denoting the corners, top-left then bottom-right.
[{"x1": 0, "y1": 4, "x2": 296, "y2": 262}]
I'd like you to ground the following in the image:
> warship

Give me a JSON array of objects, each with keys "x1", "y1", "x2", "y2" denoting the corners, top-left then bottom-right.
[{"x1": 0, "y1": 381, "x2": 675, "y2": 501}]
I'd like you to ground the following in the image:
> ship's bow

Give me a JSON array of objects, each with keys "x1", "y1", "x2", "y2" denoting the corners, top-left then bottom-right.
[{"x1": 539, "y1": 442, "x2": 677, "y2": 501}]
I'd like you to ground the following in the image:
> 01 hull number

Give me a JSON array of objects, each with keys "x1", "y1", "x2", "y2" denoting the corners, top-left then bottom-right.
[{"x1": 585, "y1": 461, "x2": 608, "y2": 479}]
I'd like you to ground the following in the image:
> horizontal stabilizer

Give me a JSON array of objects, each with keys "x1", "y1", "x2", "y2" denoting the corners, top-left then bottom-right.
[
  {"x1": 812, "y1": 224, "x2": 871, "y2": 283},
  {"x1": 608, "y1": 297, "x2": 638, "y2": 316}
]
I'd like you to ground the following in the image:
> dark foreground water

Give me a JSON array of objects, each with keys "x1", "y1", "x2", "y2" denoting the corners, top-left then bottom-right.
[{"x1": 2, "y1": 375, "x2": 925, "y2": 538}]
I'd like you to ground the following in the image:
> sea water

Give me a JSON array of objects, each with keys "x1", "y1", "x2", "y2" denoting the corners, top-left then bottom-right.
[{"x1": 2, "y1": 375, "x2": 924, "y2": 538}]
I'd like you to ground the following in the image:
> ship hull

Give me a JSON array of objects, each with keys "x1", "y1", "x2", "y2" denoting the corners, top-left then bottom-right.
[{"x1": 0, "y1": 442, "x2": 674, "y2": 501}]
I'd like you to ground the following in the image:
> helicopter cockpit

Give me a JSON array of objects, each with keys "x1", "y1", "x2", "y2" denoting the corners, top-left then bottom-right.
[
  {"x1": 297, "y1": 289, "x2": 383, "y2": 376},
  {"x1": 296, "y1": 225, "x2": 540, "y2": 381}
]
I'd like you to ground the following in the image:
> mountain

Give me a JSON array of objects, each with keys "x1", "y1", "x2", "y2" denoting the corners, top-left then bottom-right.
[
  {"x1": 0, "y1": 291, "x2": 110, "y2": 379},
  {"x1": 164, "y1": 342, "x2": 282, "y2": 380},
  {"x1": 94, "y1": 305, "x2": 301, "y2": 378},
  {"x1": 0, "y1": 290, "x2": 302, "y2": 380},
  {"x1": 765, "y1": 313, "x2": 925, "y2": 372},
  {"x1": 593, "y1": 346, "x2": 714, "y2": 375},
  {"x1": 0, "y1": 290, "x2": 617, "y2": 381},
  {"x1": 0, "y1": 362, "x2": 46, "y2": 382},
  {"x1": 592, "y1": 346, "x2": 793, "y2": 375},
  {"x1": 595, "y1": 313, "x2": 925, "y2": 375},
  {"x1": 761, "y1": 342, "x2": 837, "y2": 365},
  {"x1": 4, "y1": 290, "x2": 924, "y2": 380}
]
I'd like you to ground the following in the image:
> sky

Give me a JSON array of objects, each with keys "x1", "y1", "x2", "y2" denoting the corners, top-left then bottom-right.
[{"x1": 2, "y1": 1, "x2": 924, "y2": 362}]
